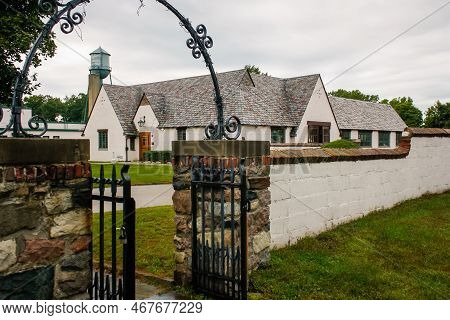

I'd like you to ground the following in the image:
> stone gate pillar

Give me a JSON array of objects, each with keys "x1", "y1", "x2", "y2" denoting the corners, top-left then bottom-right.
[
  {"x1": 171, "y1": 140, "x2": 271, "y2": 286},
  {"x1": 0, "y1": 139, "x2": 92, "y2": 300}
]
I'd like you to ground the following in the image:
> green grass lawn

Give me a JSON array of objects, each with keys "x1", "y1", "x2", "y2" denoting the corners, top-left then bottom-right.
[
  {"x1": 93, "y1": 206, "x2": 175, "y2": 279},
  {"x1": 250, "y1": 192, "x2": 450, "y2": 299},
  {"x1": 91, "y1": 163, "x2": 173, "y2": 186}
]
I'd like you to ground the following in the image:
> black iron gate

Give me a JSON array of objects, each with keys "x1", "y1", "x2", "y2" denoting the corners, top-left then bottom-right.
[
  {"x1": 89, "y1": 165, "x2": 136, "y2": 300},
  {"x1": 191, "y1": 158, "x2": 249, "y2": 299}
]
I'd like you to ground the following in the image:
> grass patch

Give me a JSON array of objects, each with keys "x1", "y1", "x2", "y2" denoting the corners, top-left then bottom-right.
[
  {"x1": 251, "y1": 192, "x2": 450, "y2": 299},
  {"x1": 322, "y1": 139, "x2": 359, "y2": 149},
  {"x1": 93, "y1": 205, "x2": 175, "y2": 279},
  {"x1": 91, "y1": 163, "x2": 173, "y2": 186}
]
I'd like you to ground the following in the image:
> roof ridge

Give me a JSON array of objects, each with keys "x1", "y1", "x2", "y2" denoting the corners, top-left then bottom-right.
[
  {"x1": 284, "y1": 73, "x2": 321, "y2": 81},
  {"x1": 329, "y1": 95, "x2": 391, "y2": 107},
  {"x1": 133, "y1": 69, "x2": 247, "y2": 88}
]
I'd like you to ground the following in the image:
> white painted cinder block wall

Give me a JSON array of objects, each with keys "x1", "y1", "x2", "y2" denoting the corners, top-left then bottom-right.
[{"x1": 269, "y1": 137, "x2": 450, "y2": 248}]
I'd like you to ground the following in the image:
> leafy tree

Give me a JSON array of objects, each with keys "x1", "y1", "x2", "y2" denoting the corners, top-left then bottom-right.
[
  {"x1": 62, "y1": 93, "x2": 87, "y2": 122},
  {"x1": 0, "y1": 1, "x2": 57, "y2": 105},
  {"x1": 424, "y1": 101, "x2": 450, "y2": 128},
  {"x1": 381, "y1": 97, "x2": 423, "y2": 127},
  {"x1": 329, "y1": 89, "x2": 379, "y2": 103},
  {"x1": 24, "y1": 93, "x2": 87, "y2": 122},
  {"x1": 245, "y1": 65, "x2": 268, "y2": 76}
]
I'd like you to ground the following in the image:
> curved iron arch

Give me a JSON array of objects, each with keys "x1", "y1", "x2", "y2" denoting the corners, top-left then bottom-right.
[{"x1": 1, "y1": 0, "x2": 241, "y2": 140}]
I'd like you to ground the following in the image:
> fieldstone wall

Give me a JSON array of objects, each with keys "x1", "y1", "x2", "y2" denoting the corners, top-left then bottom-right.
[
  {"x1": 172, "y1": 155, "x2": 271, "y2": 286},
  {"x1": 0, "y1": 139, "x2": 92, "y2": 300}
]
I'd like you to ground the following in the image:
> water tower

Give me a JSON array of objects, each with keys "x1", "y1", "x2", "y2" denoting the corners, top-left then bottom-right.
[
  {"x1": 89, "y1": 47, "x2": 112, "y2": 81},
  {"x1": 87, "y1": 47, "x2": 112, "y2": 120}
]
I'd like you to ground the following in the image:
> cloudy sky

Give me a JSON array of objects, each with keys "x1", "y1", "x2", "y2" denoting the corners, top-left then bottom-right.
[{"x1": 34, "y1": 0, "x2": 450, "y2": 111}]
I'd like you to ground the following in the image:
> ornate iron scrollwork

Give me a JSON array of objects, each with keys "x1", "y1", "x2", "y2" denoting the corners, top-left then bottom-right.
[
  {"x1": 186, "y1": 24, "x2": 213, "y2": 59},
  {"x1": 156, "y1": 0, "x2": 242, "y2": 140},
  {"x1": 2, "y1": 0, "x2": 90, "y2": 138}
]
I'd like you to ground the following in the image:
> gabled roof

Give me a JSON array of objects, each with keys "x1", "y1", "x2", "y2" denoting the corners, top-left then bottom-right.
[
  {"x1": 329, "y1": 96, "x2": 407, "y2": 132},
  {"x1": 102, "y1": 69, "x2": 321, "y2": 130},
  {"x1": 103, "y1": 85, "x2": 142, "y2": 135}
]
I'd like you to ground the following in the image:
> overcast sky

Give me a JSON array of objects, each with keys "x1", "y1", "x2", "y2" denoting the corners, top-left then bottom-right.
[{"x1": 33, "y1": 0, "x2": 450, "y2": 111}]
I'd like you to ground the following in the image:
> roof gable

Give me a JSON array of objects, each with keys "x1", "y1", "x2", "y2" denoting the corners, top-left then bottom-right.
[{"x1": 103, "y1": 85, "x2": 142, "y2": 135}]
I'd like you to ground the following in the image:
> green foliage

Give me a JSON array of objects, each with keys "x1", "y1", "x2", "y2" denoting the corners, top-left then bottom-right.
[
  {"x1": 381, "y1": 97, "x2": 423, "y2": 127},
  {"x1": 24, "y1": 93, "x2": 87, "y2": 122},
  {"x1": 329, "y1": 89, "x2": 379, "y2": 102},
  {"x1": 424, "y1": 100, "x2": 450, "y2": 128},
  {"x1": 144, "y1": 151, "x2": 172, "y2": 164},
  {"x1": 322, "y1": 139, "x2": 359, "y2": 149},
  {"x1": 245, "y1": 65, "x2": 268, "y2": 76},
  {"x1": 0, "y1": 1, "x2": 57, "y2": 104},
  {"x1": 90, "y1": 163, "x2": 173, "y2": 186},
  {"x1": 251, "y1": 192, "x2": 450, "y2": 299}
]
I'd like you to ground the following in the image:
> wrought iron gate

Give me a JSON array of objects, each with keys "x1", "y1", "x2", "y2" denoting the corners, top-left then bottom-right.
[
  {"x1": 89, "y1": 165, "x2": 136, "y2": 300},
  {"x1": 191, "y1": 158, "x2": 249, "y2": 299}
]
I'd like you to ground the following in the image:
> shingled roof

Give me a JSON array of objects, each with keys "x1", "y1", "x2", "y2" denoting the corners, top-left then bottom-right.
[
  {"x1": 329, "y1": 96, "x2": 406, "y2": 132},
  {"x1": 102, "y1": 69, "x2": 321, "y2": 132},
  {"x1": 103, "y1": 85, "x2": 143, "y2": 135}
]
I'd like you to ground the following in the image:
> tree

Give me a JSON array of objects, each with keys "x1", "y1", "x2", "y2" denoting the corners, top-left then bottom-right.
[
  {"x1": 24, "y1": 93, "x2": 87, "y2": 123},
  {"x1": 245, "y1": 65, "x2": 268, "y2": 76},
  {"x1": 329, "y1": 89, "x2": 379, "y2": 103},
  {"x1": 381, "y1": 97, "x2": 423, "y2": 127},
  {"x1": 424, "y1": 100, "x2": 450, "y2": 128},
  {"x1": 0, "y1": 1, "x2": 57, "y2": 105},
  {"x1": 62, "y1": 93, "x2": 87, "y2": 122}
]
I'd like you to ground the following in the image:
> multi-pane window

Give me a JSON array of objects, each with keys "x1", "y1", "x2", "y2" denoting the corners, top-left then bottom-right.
[
  {"x1": 98, "y1": 130, "x2": 108, "y2": 150},
  {"x1": 271, "y1": 127, "x2": 286, "y2": 144},
  {"x1": 323, "y1": 127, "x2": 330, "y2": 143},
  {"x1": 130, "y1": 137, "x2": 136, "y2": 151},
  {"x1": 341, "y1": 130, "x2": 351, "y2": 140},
  {"x1": 359, "y1": 130, "x2": 372, "y2": 147},
  {"x1": 396, "y1": 132, "x2": 402, "y2": 146},
  {"x1": 177, "y1": 127, "x2": 187, "y2": 141},
  {"x1": 53, "y1": 136, "x2": 60, "y2": 139},
  {"x1": 308, "y1": 125, "x2": 331, "y2": 143},
  {"x1": 378, "y1": 131, "x2": 390, "y2": 147}
]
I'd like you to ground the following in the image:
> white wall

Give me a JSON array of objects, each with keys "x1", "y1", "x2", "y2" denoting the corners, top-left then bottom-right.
[
  {"x1": 84, "y1": 88, "x2": 126, "y2": 162},
  {"x1": 269, "y1": 136, "x2": 450, "y2": 248},
  {"x1": 292, "y1": 80, "x2": 340, "y2": 144}
]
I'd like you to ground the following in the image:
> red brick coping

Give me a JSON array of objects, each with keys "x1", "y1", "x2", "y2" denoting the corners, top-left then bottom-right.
[{"x1": 0, "y1": 163, "x2": 91, "y2": 183}]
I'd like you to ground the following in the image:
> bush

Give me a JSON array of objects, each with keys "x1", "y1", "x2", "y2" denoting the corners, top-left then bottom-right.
[
  {"x1": 143, "y1": 151, "x2": 172, "y2": 163},
  {"x1": 322, "y1": 139, "x2": 359, "y2": 149}
]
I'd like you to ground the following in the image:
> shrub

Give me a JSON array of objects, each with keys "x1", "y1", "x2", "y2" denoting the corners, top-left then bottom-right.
[
  {"x1": 143, "y1": 151, "x2": 172, "y2": 163},
  {"x1": 322, "y1": 139, "x2": 359, "y2": 149}
]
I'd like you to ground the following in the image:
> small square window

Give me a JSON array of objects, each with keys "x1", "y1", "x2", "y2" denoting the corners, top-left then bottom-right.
[
  {"x1": 177, "y1": 128, "x2": 187, "y2": 141},
  {"x1": 378, "y1": 131, "x2": 390, "y2": 147},
  {"x1": 130, "y1": 137, "x2": 136, "y2": 151},
  {"x1": 341, "y1": 130, "x2": 351, "y2": 140},
  {"x1": 98, "y1": 130, "x2": 108, "y2": 150},
  {"x1": 271, "y1": 127, "x2": 285, "y2": 144},
  {"x1": 396, "y1": 132, "x2": 402, "y2": 146},
  {"x1": 359, "y1": 131, "x2": 372, "y2": 147}
]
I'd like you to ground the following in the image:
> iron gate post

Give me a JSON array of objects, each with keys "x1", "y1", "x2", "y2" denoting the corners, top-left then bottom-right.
[
  {"x1": 239, "y1": 159, "x2": 248, "y2": 300},
  {"x1": 121, "y1": 166, "x2": 136, "y2": 300}
]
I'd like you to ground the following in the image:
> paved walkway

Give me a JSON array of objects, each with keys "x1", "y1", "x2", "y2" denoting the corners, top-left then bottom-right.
[
  {"x1": 92, "y1": 184, "x2": 174, "y2": 213},
  {"x1": 136, "y1": 280, "x2": 184, "y2": 300}
]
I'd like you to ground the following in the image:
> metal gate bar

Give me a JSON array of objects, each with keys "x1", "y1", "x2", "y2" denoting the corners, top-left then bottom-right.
[
  {"x1": 191, "y1": 158, "x2": 248, "y2": 299},
  {"x1": 89, "y1": 165, "x2": 135, "y2": 300}
]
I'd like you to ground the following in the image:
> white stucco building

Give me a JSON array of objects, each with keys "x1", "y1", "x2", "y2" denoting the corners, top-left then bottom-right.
[{"x1": 83, "y1": 69, "x2": 406, "y2": 162}]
